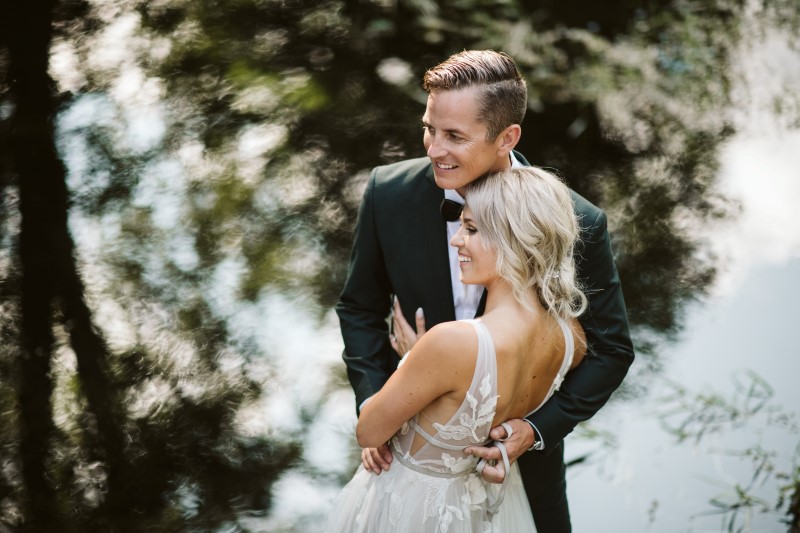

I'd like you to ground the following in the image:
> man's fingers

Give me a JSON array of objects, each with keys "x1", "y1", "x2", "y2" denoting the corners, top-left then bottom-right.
[
  {"x1": 489, "y1": 424, "x2": 509, "y2": 440},
  {"x1": 464, "y1": 445, "x2": 502, "y2": 462},
  {"x1": 371, "y1": 445, "x2": 391, "y2": 471},
  {"x1": 379, "y1": 444, "x2": 393, "y2": 464},
  {"x1": 361, "y1": 448, "x2": 380, "y2": 474},
  {"x1": 361, "y1": 447, "x2": 392, "y2": 474},
  {"x1": 487, "y1": 419, "x2": 534, "y2": 464},
  {"x1": 477, "y1": 461, "x2": 506, "y2": 483}
]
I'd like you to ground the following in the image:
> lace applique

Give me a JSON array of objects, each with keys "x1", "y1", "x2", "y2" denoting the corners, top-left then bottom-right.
[
  {"x1": 462, "y1": 473, "x2": 488, "y2": 510},
  {"x1": 441, "y1": 453, "x2": 474, "y2": 474},
  {"x1": 433, "y1": 374, "x2": 498, "y2": 443},
  {"x1": 422, "y1": 478, "x2": 459, "y2": 526}
]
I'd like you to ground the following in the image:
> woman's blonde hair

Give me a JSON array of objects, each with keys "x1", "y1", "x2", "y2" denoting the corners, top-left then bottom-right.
[{"x1": 463, "y1": 167, "x2": 587, "y2": 320}]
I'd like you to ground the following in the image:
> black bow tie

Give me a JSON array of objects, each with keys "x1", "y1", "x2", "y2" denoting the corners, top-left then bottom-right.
[{"x1": 440, "y1": 198, "x2": 463, "y2": 222}]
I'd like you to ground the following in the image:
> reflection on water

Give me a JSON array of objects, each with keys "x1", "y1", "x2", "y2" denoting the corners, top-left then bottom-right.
[
  {"x1": 568, "y1": 259, "x2": 800, "y2": 532},
  {"x1": 0, "y1": 0, "x2": 798, "y2": 530},
  {"x1": 253, "y1": 9, "x2": 800, "y2": 532}
]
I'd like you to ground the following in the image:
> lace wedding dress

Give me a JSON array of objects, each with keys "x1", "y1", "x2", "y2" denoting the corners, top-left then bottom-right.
[{"x1": 327, "y1": 318, "x2": 574, "y2": 533}]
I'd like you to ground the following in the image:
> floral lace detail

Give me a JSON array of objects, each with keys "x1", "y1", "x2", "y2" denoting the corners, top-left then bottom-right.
[
  {"x1": 433, "y1": 374, "x2": 498, "y2": 443},
  {"x1": 422, "y1": 477, "x2": 459, "y2": 529},
  {"x1": 441, "y1": 453, "x2": 475, "y2": 474}
]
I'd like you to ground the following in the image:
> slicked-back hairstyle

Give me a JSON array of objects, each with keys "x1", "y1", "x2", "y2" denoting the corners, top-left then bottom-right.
[
  {"x1": 463, "y1": 167, "x2": 587, "y2": 320},
  {"x1": 423, "y1": 50, "x2": 527, "y2": 141}
]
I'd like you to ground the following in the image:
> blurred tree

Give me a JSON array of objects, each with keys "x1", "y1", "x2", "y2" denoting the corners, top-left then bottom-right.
[
  {"x1": 0, "y1": 0, "x2": 300, "y2": 530},
  {"x1": 125, "y1": 0, "x2": 755, "y2": 356}
]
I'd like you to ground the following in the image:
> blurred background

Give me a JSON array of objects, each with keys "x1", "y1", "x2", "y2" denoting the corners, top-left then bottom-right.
[{"x1": 1, "y1": 0, "x2": 799, "y2": 531}]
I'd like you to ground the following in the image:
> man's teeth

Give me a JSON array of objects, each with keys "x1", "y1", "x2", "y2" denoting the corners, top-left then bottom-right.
[
  {"x1": 438, "y1": 163, "x2": 456, "y2": 169},
  {"x1": 458, "y1": 256, "x2": 470, "y2": 263}
]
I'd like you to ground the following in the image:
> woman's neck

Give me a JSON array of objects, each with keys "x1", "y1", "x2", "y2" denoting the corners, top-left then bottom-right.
[{"x1": 481, "y1": 278, "x2": 542, "y2": 318}]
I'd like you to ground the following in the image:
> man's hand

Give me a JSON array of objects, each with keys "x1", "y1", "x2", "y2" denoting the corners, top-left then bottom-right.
[
  {"x1": 389, "y1": 297, "x2": 426, "y2": 356},
  {"x1": 464, "y1": 418, "x2": 535, "y2": 483},
  {"x1": 361, "y1": 444, "x2": 393, "y2": 475}
]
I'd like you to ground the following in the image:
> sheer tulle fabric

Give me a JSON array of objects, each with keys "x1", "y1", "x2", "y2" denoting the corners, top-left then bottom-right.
[{"x1": 327, "y1": 319, "x2": 573, "y2": 532}]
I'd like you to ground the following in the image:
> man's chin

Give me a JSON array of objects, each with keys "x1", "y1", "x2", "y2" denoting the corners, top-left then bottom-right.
[{"x1": 433, "y1": 173, "x2": 459, "y2": 190}]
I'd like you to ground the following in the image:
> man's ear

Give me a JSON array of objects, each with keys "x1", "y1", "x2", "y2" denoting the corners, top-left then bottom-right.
[{"x1": 496, "y1": 124, "x2": 522, "y2": 153}]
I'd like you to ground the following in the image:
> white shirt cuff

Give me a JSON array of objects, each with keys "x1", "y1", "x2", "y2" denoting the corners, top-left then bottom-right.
[{"x1": 524, "y1": 419, "x2": 545, "y2": 451}]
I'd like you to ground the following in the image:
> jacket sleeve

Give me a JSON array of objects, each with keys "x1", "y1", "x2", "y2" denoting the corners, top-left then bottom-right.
[
  {"x1": 335, "y1": 170, "x2": 396, "y2": 414},
  {"x1": 526, "y1": 208, "x2": 635, "y2": 450}
]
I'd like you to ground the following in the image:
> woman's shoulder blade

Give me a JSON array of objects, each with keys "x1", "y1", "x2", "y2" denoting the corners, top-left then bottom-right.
[{"x1": 415, "y1": 321, "x2": 478, "y2": 362}]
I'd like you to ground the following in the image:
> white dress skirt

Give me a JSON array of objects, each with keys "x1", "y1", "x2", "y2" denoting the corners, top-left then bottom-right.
[{"x1": 327, "y1": 318, "x2": 574, "y2": 532}]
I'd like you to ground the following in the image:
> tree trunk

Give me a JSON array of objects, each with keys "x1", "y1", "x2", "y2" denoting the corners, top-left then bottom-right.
[
  {"x1": 7, "y1": 0, "x2": 62, "y2": 527},
  {"x1": 6, "y1": 0, "x2": 130, "y2": 529}
]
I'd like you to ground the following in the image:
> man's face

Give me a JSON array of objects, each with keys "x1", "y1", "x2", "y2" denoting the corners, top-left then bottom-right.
[{"x1": 422, "y1": 87, "x2": 510, "y2": 192}]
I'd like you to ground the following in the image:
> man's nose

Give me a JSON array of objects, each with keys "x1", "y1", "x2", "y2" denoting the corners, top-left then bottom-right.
[{"x1": 426, "y1": 136, "x2": 445, "y2": 159}]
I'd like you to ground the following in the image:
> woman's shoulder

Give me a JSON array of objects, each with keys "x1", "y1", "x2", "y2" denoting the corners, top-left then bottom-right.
[{"x1": 412, "y1": 321, "x2": 478, "y2": 365}]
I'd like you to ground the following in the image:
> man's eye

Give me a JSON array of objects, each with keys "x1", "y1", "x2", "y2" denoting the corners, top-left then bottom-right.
[{"x1": 466, "y1": 226, "x2": 477, "y2": 235}]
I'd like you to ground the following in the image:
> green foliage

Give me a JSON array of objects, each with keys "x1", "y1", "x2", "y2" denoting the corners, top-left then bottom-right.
[{"x1": 659, "y1": 370, "x2": 800, "y2": 531}]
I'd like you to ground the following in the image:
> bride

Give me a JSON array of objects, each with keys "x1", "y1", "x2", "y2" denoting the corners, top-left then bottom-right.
[{"x1": 327, "y1": 166, "x2": 588, "y2": 532}]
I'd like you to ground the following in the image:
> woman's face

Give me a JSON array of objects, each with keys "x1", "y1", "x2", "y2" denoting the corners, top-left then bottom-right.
[{"x1": 449, "y1": 205, "x2": 498, "y2": 286}]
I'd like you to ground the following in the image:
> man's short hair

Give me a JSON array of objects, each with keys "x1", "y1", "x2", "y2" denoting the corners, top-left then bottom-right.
[{"x1": 423, "y1": 50, "x2": 527, "y2": 141}]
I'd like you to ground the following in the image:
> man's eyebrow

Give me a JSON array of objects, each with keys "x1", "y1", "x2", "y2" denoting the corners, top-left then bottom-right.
[{"x1": 421, "y1": 121, "x2": 466, "y2": 135}]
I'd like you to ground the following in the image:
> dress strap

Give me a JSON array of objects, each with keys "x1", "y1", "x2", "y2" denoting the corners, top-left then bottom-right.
[
  {"x1": 553, "y1": 317, "x2": 575, "y2": 390},
  {"x1": 558, "y1": 318, "x2": 573, "y2": 367},
  {"x1": 522, "y1": 317, "x2": 575, "y2": 418},
  {"x1": 413, "y1": 424, "x2": 469, "y2": 451},
  {"x1": 474, "y1": 440, "x2": 511, "y2": 516}
]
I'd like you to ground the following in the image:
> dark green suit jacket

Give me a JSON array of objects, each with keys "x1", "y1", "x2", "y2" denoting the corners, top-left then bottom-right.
[{"x1": 336, "y1": 154, "x2": 634, "y2": 449}]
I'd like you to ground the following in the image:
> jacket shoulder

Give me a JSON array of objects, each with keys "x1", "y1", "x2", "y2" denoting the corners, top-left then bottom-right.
[
  {"x1": 570, "y1": 189, "x2": 604, "y2": 230},
  {"x1": 371, "y1": 157, "x2": 432, "y2": 189}
]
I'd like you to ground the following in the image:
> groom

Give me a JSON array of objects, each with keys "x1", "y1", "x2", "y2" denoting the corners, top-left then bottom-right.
[{"x1": 336, "y1": 50, "x2": 634, "y2": 531}]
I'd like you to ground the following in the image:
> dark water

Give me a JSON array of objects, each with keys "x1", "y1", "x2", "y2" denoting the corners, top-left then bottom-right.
[{"x1": 1, "y1": 0, "x2": 799, "y2": 531}]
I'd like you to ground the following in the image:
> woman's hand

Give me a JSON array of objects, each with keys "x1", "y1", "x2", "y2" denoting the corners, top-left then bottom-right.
[{"x1": 389, "y1": 297, "x2": 426, "y2": 356}]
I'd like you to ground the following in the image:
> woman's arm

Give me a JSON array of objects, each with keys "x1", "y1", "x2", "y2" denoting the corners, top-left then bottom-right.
[{"x1": 356, "y1": 322, "x2": 476, "y2": 448}]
